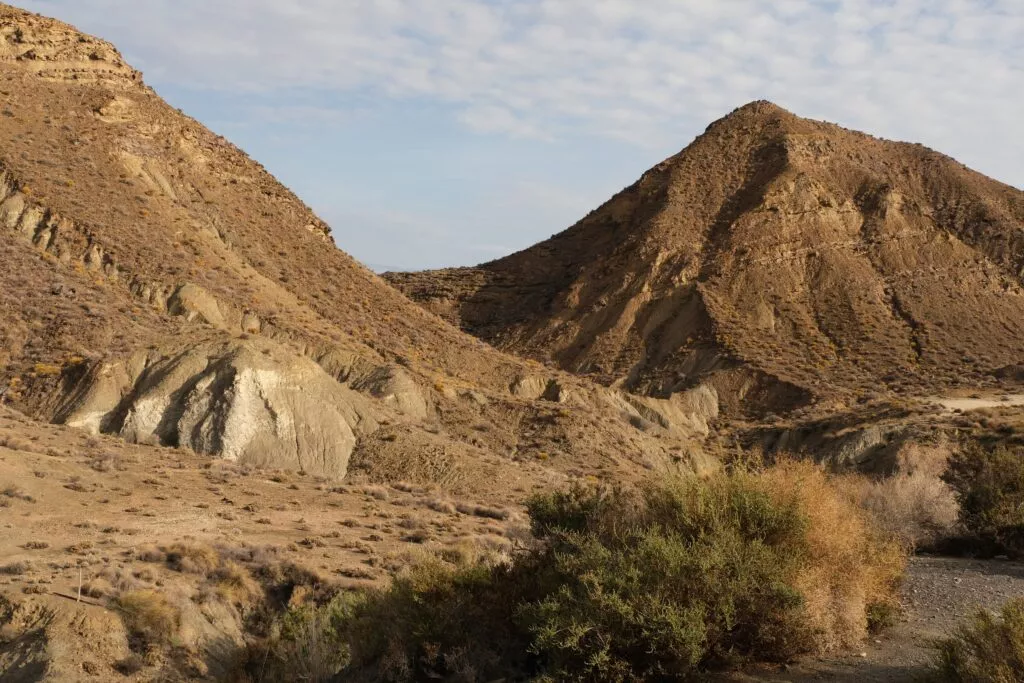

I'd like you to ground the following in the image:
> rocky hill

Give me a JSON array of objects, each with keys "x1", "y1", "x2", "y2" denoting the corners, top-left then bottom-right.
[
  {"x1": 387, "y1": 101, "x2": 1024, "y2": 416},
  {"x1": 0, "y1": 4, "x2": 713, "y2": 488}
]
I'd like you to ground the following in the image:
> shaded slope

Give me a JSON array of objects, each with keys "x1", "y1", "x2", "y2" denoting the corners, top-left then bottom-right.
[{"x1": 388, "y1": 101, "x2": 1024, "y2": 414}]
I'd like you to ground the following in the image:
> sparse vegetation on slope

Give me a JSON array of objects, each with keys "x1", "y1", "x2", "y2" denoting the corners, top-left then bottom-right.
[
  {"x1": 238, "y1": 462, "x2": 905, "y2": 681},
  {"x1": 388, "y1": 101, "x2": 1024, "y2": 416}
]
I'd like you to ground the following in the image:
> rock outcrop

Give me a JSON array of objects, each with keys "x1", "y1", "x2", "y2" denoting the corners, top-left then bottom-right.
[{"x1": 57, "y1": 340, "x2": 378, "y2": 478}]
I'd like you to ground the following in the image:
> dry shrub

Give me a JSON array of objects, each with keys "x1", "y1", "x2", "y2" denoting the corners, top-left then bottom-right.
[
  {"x1": 164, "y1": 543, "x2": 220, "y2": 575},
  {"x1": 851, "y1": 440, "x2": 959, "y2": 549},
  {"x1": 855, "y1": 473, "x2": 958, "y2": 549},
  {"x1": 114, "y1": 590, "x2": 180, "y2": 651},
  {"x1": 762, "y1": 462, "x2": 907, "y2": 649},
  {"x1": 455, "y1": 503, "x2": 510, "y2": 521},
  {"x1": 1, "y1": 485, "x2": 34, "y2": 503},
  {"x1": 434, "y1": 541, "x2": 510, "y2": 568},
  {"x1": 135, "y1": 545, "x2": 167, "y2": 563},
  {"x1": 0, "y1": 436, "x2": 32, "y2": 452},
  {"x1": 361, "y1": 486, "x2": 390, "y2": 501},
  {"x1": 426, "y1": 498, "x2": 456, "y2": 514},
  {"x1": 89, "y1": 452, "x2": 126, "y2": 473},
  {"x1": 82, "y1": 577, "x2": 114, "y2": 599},
  {"x1": 0, "y1": 561, "x2": 29, "y2": 576},
  {"x1": 95, "y1": 566, "x2": 143, "y2": 594},
  {"x1": 210, "y1": 561, "x2": 262, "y2": 610}
]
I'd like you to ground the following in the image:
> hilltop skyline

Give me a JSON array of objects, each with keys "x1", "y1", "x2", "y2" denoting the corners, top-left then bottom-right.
[{"x1": 14, "y1": 0, "x2": 1024, "y2": 270}]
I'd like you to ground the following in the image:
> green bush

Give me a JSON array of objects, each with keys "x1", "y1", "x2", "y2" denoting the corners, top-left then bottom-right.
[
  {"x1": 237, "y1": 463, "x2": 905, "y2": 682},
  {"x1": 519, "y1": 464, "x2": 904, "y2": 681},
  {"x1": 943, "y1": 444, "x2": 1024, "y2": 556},
  {"x1": 934, "y1": 598, "x2": 1024, "y2": 682},
  {"x1": 338, "y1": 558, "x2": 536, "y2": 681},
  {"x1": 254, "y1": 599, "x2": 354, "y2": 682},
  {"x1": 522, "y1": 474, "x2": 815, "y2": 681}
]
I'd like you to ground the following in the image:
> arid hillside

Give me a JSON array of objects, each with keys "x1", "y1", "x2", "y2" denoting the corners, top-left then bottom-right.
[
  {"x1": 0, "y1": 3, "x2": 712, "y2": 486},
  {"x1": 388, "y1": 101, "x2": 1024, "y2": 416}
]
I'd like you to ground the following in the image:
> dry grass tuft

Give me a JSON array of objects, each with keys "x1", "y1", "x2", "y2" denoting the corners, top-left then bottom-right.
[
  {"x1": 1, "y1": 485, "x2": 35, "y2": 503},
  {"x1": 114, "y1": 590, "x2": 180, "y2": 651},
  {"x1": 455, "y1": 502, "x2": 511, "y2": 520},
  {"x1": 134, "y1": 545, "x2": 167, "y2": 563},
  {"x1": 0, "y1": 561, "x2": 29, "y2": 576},
  {"x1": 163, "y1": 542, "x2": 220, "y2": 575},
  {"x1": 210, "y1": 561, "x2": 263, "y2": 610},
  {"x1": 88, "y1": 452, "x2": 127, "y2": 473},
  {"x1": 426, "y1": 498, "x2": 456, "y2": 514}
]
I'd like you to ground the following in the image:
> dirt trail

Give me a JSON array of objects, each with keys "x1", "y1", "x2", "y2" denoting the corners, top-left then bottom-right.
[
  {"x1": 732, "y1": 555, "x2": 1024, "y2": 681},
  {"x1": 933, "y1": 394, "x2": 1024, "y2": 411}
]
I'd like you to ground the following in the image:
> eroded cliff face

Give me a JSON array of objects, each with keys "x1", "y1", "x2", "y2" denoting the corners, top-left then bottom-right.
[
  {"x1": 55, "y1": 340, "x2": 379, "y2": 478},
  {"x1": 388, "y1": 101, "x2": 1024, "y2": 415}
]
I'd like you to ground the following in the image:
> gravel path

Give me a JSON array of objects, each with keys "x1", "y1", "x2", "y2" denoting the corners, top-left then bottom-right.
[{"x1": 730, "y1": 555, "x2": 1024, "y2": 682}]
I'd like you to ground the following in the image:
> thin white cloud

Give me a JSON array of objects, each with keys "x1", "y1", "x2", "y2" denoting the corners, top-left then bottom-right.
[{"x1": 17, "y1": 0, "x2": 1024, "y2": 186}]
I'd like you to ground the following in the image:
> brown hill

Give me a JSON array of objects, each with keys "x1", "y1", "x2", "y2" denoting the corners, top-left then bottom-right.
[
  {"x1": 387, "y1": 101, "x2": 1024, "y2": 416},
  {"x1": 0, "y1": 4, "x2": 712, "y2": 486}
]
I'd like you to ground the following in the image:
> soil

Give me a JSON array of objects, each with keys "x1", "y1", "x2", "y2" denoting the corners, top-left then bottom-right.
[{"x1": 0, "y1": 406, "x2": 531, "y2": 680}]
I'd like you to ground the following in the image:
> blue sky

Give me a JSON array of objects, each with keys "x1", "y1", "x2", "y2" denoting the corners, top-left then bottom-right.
[{"x1": 16, "y1": 0, "x2": 1024, "y2": 271}]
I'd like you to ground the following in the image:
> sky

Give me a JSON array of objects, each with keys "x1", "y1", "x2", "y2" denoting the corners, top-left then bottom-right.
[{"x1": 16, "y1": 1, "x2": 1024, "y2": 271}]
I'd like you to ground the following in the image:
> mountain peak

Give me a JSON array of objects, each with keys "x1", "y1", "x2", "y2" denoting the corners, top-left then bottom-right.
[
  {"x1": 733, "y1": 99, "x2": 789, "y2": 116},
  {"x1": 701, "y1": 100, "x2": 799, "y2": 136},
  {"x1": 390, "y1": 106, "x2": 1024, "y2": 416}
]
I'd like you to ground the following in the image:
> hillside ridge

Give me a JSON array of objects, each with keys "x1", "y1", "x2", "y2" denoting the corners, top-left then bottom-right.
[
  {"x1": 0, "y1": 2, "x2": 711, "y2": 486},
  {"x1": 387, "y1": 100, "x2": 1024, "y2": 415}
]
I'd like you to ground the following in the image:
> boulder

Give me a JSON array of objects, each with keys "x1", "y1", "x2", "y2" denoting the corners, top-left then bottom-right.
[
  {"x1": 56, "y1": 339, "x2": 378, "y2": 478},
  {"x1": 167, "y1": 283, "x2": 227, "y2": 329}
]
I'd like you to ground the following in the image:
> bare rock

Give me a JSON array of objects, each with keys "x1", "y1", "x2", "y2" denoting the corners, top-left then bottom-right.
[
  {"x1": 167, "y1": 283, "x2": 227, "y2": 330},
  {"x1": 57, "y1": 339, "x2": 378, "y2": 478},
  {"x1": 351, "y1": 365, "x2": 429, "y2": 420}
]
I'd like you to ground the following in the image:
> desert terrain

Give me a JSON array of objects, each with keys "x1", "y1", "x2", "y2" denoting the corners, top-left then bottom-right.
[{"x1": 2, "y1": 3, "x2": 1024, "y2": 681}]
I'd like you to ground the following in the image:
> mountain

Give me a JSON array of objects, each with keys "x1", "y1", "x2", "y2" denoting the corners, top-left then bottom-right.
[
  {"x1": 387, "y1": 101, "x2": 1024, "y2": 416},
  {"x1": 0, "y1": 4, "x2": 711, "y2": 488}
]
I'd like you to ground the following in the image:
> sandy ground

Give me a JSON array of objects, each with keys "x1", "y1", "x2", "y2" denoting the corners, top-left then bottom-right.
[
  {"x1": 0, "y1": 407, "x2": 526, "y2": 603},
  {"x1": 933, "y1": 394, "x2": 1024, "y2": 412}
]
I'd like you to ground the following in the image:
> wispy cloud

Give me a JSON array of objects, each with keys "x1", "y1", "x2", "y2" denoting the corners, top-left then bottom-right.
[
  {"x1": 21, "y1": 0, "x2": 1024, "y2": 178},
  {"x1": 13, "y1": 0, "x2": 1024, "y2": 271}
]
